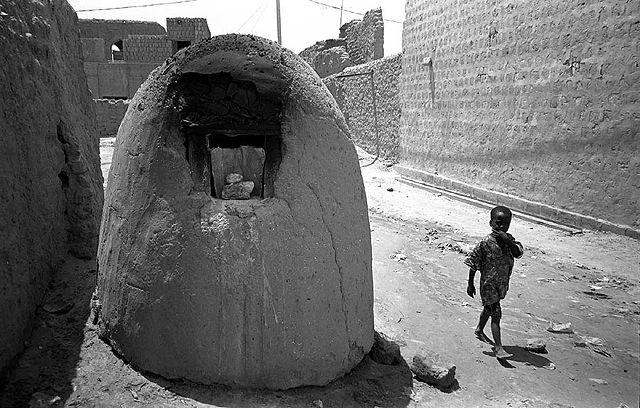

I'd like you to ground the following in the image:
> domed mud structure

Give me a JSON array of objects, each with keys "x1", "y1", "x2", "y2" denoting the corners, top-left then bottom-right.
[{"x1": 97, "y1": 34, "x2": 373, "y2": 389}]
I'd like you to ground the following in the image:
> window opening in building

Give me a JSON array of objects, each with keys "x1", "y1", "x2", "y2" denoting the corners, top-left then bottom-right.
[
  {"x1": 111, "y1": 40, "x2": 123, "y2": 61},
  {"x1": 176, "y1": 40, "x2": 191, "y2": 51}
]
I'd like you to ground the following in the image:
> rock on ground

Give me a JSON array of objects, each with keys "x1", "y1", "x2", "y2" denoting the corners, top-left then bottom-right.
[
  {"x1": 525, "y1": 338, "x2": 548, "y2": 353},
  {"x1": 410, "y1": 352, "x2": 456, "y2": 388},
  {"x1": 369, "y1": 331, "x2": 403, "y2": 365}
]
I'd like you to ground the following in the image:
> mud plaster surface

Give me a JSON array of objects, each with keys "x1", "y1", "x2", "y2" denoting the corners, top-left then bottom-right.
[
  {"x1": 0, "y1": 0, "x2": 103, "y2": 377},
  {"x1": 97, "y1": 35, "x2": 373, "y2": 389}
]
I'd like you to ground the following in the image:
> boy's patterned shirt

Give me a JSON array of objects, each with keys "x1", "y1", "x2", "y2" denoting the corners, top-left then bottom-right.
[{"x1": 464, "y1": 233, "x2": 523, "y2": 305}]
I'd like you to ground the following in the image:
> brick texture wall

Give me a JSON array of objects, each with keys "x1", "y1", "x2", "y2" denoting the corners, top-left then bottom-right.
[
  {"x1": 124, "y1": 35, "x2": 172, "y2": 62},
  {"x1": 400, "y1": 0, "x2": 640, "y2": 230},
  {"x1": 78, "y1": 19, "x2": 166, "y2": 61},
  {"x1": 94, "y1": 99, "x2": 130, "y2": 137},
  {"x1": 167, "y1": 17, "x2": 210, "y2": 41},
  {"x1": 315, "y1": 47, "x2": 353, "y2": 78},
  {"x1": 299, "y1": 39, "x2": 352, "y2": 78},
  {"x1": 343, "y1": 8, "x2": 384, "y2": 65},
  {"x1": 324, "y1": 54, "x2": 401, "y2": 161}
]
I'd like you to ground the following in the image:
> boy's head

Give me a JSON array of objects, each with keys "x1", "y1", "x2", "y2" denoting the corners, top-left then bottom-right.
[{"x1": 490, "y1": 206, "x2": 512, "y2": 232}]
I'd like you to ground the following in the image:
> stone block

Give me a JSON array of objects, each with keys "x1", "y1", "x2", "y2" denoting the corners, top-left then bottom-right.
[
  {"x1": 410, "y1": 352, "x2": 456, "y2": 388},
  {"x1": 221, "y1": 181, "x2": 254, "y2": 200}
]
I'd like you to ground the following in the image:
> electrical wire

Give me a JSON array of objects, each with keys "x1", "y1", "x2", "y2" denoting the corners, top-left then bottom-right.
[
  {"x1": 248, "y1": 2, "x2": 269, "y2": 34},
  {"x1": 236, "y1": 0, "x2": 268, "y2": 32},
  {"x1": 305, "y1": 0, "x2": 403, "y2": 24},
  {"x1": 75, "y1": 0, "x2": 199, "y2": 12}
]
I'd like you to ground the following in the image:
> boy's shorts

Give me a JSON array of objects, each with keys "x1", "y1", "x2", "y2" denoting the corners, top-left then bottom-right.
[
  {"x1": 483, "y1": 302, "x2": 502, "y2": 319},
  {"x1": 480, "y1": 281, "x2": 508, "y2": 307}
]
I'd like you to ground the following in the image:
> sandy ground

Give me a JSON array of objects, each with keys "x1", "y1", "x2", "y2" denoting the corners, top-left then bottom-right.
[{"x1": 1, "y1": 138, "x2": 638, "y2": 407}]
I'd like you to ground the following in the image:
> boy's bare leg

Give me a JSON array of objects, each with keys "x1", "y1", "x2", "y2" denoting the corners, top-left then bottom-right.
[
  {"x1": 491, "y1": 315, "x2": 512, "y2": 359},
  {"x1": 474, "y1": 306, "x2": 493, "y2": 344}
]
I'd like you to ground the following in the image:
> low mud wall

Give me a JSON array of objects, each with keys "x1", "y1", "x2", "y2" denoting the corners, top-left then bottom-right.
[
  {"x1": 94, "y1": 99, "x2": 129, "y2": 138},
  {"x1": 324, "y1": 54, "x2": 401, "y2": 162}
]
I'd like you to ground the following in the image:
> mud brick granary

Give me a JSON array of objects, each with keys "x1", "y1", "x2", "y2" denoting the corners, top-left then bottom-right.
[{"x1": 97, "y1": 34, "x2": 373, "y2": 389}]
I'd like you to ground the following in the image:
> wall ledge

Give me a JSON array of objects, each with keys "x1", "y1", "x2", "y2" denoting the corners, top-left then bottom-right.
[{"x1": 395, "y1": 165, "x2": 640, "y2": 240}]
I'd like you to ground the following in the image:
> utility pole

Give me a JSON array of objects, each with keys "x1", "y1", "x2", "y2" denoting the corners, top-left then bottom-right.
[
  {"x1": 339, "y1": 0, "x2": 344, "y2": 27},
  {"x1": 276, "y1": 0, "x2": 282, "y2": 45}
]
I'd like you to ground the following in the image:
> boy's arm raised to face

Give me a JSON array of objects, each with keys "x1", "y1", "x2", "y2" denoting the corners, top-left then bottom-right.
[{"x1": 497, "y1": 231, "x2": 523, "y2": 258}]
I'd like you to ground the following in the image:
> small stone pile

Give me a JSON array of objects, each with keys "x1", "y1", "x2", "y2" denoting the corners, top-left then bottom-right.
[{"x1": 221, "y1": 173, "x2": 254, "y2": 200}]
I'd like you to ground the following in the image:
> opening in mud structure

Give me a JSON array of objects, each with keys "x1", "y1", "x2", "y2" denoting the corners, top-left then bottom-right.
[
  {"x1": 175, "y1": 40, "x2": 191, "y2": 52},
  {"x1": 111, "y1": 40, "x2": 123, "y2": 61},
  {"x1": 175, "y1": 72, "x2": 282, "y2": 199}
]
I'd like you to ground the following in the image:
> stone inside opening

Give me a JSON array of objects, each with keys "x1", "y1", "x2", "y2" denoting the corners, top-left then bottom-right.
[{"x1": 175, "y1": 72, "x2": 282, "y2": 199}]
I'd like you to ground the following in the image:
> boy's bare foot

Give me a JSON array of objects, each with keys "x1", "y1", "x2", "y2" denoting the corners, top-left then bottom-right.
[
  {"x1": 474, "y1": 330, "x2": 494, "y2": 344},
  {"x1": 493, "y1": 346, "x2": 513, "y2": 359}
]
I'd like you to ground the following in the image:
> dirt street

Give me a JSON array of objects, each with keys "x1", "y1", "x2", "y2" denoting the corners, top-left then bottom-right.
[{"x1": 1, "y1": 138, "x2": 638, "y2": 407}]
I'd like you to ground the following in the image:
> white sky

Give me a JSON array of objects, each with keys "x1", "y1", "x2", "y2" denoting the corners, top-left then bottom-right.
[{"x1": 66, "y1": 0, "x2": 405, "y2": 55}]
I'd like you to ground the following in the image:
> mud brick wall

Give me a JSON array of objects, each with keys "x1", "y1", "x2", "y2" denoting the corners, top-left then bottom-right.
[
  {"x1": 78, "y1": 19, "x2": 166, "y2": 61},
  {"x1": 1, "y1": 0, "x2": 103, "y2": 379},
  {"x1": 81, "y1": 37, "x2": 104, "y2": 62},
  {"x1": 193, "y1": 18, "x2": 211, "y2": 40},
  {"x1": 343, "y1": 8, "x2": 384, "y2": 65},
  {"x1": 167, "y1": 17, "x2": 210, "y2": 41},
  {"x1": 300, "y1": 39, "x2": 345, "y2": 67},
  {"x1": 124, "y1": 35, "x2": 172, "y2": 62},
  {"x1": 314, "y1": 47, "x2": 353, "y2": 78},
  {"x1": 299, "y1": 39, "x2": 352, "y2": 78},
  {"x1": 324, "y1": 54, "x2": 401, "y2": 161},
  {"x1": 400, "y1": 0, "x2": 640, "y2": 230},
  {"x1": 94, "y1": 99, "x2": 130, "y2": 137},
  {"x1": 84, "y1": 61, "x2": 161, "y2": 98}
]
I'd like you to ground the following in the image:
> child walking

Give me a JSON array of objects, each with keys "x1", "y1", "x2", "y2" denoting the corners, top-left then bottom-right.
[{"x1": 465, "y1": 206, "x2": 523, "y2": 359}]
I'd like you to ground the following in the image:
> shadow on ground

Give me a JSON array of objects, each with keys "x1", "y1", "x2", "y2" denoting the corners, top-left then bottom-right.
[
  {"x1": 483, "y1": 346, "x2": 553, "y2": 369},
  {"x1": 140, "y1": 354, "x2": 415, "y2": 407},
  {"x1": 0, "y1": 256, "x2": 96, "y2": 408},
  {"x1": 432, "y1": 378, "x2": 460, "y2": 394}
]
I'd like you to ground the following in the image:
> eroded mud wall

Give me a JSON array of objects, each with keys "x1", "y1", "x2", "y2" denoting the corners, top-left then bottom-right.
[
  {"x1": 324, "y1": 54, "x2": 401, "y2": 162},
  {"x1": 343, "y1": 8, "x2": 384, "y2": 65},
  {"x1": 299, "y1": 39, "x2": 352, "y2": 79},
  {"x1": 94, "y1": 99, "x2": 130, "y2": 138},
  {"x1": 0, "y1": 0, "x2": 103, "y2": 378},
  {"x1": 400, "y1": 0, "x2": 640, "y2": 231},
  {"x1": 299, "y1": 8, "x2": 385, "y2": 78}
]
